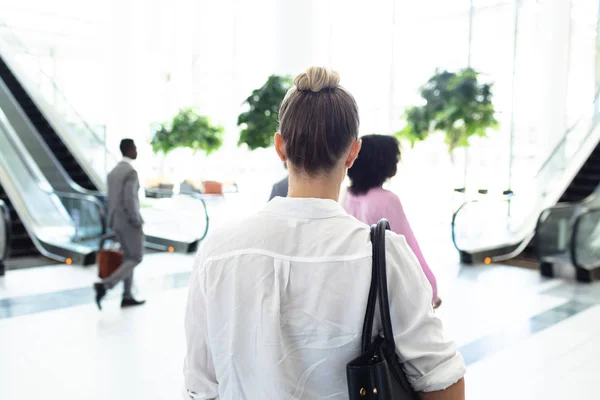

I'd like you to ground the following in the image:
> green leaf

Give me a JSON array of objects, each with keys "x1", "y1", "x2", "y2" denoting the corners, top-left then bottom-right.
[
  {"x1": 150, "y1": 109, "x2": 224, "y2": 155},
  {"x1": 237, "y1": 75, "x2": 292, "y2": 150},
  {"x1": 395, "y1": 68, "x2": 499, "y2": 153}
]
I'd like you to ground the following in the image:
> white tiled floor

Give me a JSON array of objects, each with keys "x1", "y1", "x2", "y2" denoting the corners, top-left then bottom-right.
[
  {"x1": 466, "y1": 305, "x2": 600, "y2": 399},
  {"x1": 0, "y1": 288, "x2": 188, "y2": 400},
  {"x1": 437, "y1": 278, "x2": 569, "y2": 347},
  {"x1": 0, "y1": 252, "x2": 194, "y2": 300}
]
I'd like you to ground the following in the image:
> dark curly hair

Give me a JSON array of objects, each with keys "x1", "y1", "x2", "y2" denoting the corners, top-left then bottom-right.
[{"x1": 348, "y1": 134, "x2": 401, "y2": 195}]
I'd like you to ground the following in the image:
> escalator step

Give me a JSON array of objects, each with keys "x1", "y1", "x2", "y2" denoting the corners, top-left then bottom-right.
[
  {"x1": 11, "y1": 242, "x2": 38, "y2": 250},
  {"x1": 49, "y1": 141, "x2": 67, "y2": 150},
  {"x1": 582, "y1": 165, "x2": 600, "y2": 172},
  {"x1": 564, "y1": 186, "x2": 592, "y2": 194},
  {"x1": 11, "y1": 224, "x2": 26, "y2": 236},
  {"x1": 9, "y1": 249, "x2": 39, "y2": 258},
  {"x1": 560, "y1": 195, "x2": 586, "y2": 203},
  {"x1": 11, "y1": 233, "x2": 31, "y2": 241},
  {"x1": 568, "y1": 184, "x2": 597, "y2": 192},
  {"x1": 573, "y1": 173, "x2": 600, "y2": 181}
]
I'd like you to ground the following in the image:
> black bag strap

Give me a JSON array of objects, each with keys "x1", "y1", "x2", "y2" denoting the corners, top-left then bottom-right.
[
  {"x1": 373, "y1": 219, "x2": 397, "y2": 355},
  {"x1": 360, "y1": 224, "x2": 379, "y2": 352},
  {"x1": 360, "y1": 219, "x2": 394, "y2": 352}
]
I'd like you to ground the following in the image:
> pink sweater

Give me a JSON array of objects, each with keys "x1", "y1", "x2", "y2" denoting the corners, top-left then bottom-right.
[{"x1": 342, "y1": 187, "x2": 439, "y2": 303}]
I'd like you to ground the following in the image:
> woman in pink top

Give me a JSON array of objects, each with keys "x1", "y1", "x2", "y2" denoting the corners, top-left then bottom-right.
[{"x1": 343, "y1": 134, "x2": 441, "y2": 308}]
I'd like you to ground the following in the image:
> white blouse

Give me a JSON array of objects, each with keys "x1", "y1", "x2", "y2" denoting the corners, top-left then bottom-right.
[{"x1": 184, "y1": 197, "x2": 465, "y2": 399}]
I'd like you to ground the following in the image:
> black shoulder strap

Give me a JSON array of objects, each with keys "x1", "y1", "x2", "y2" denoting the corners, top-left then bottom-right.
[
  {"x1": 374, "y1": 219, "x2": 397, "y2": 354},
  {"x1": 360, "y1": 224, "x2": 379, "y2": 352}
]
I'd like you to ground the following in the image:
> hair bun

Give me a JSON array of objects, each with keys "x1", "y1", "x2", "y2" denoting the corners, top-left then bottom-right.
[{"x1": 294, "y1": 67, "x2": 340, "y2": 93}]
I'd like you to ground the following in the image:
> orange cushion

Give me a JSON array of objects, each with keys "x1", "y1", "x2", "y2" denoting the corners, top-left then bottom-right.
[{"x1": 203, "y1": 181, "x2": 223, "y2": 195}]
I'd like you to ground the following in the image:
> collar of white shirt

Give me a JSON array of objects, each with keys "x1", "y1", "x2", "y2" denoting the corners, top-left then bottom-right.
[
  {"x1": 121, "y1": 157, "x2": 134, "y2": 165},
  {"x1": 263, "y1": 197, "x2": 347, "y2": 219}
]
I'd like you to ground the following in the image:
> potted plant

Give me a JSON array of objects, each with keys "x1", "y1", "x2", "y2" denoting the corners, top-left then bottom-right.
[
  {"x1": 152, "y1": 108, "x2": 224, "y2": 155},
  {"x1": 150, "y1": 108, "x2": 224, "y2": 196},
  {"x1": 396, "y1": 68, "x2": 499, "y2": 191},
  {"x1": 237, "y1": 75, "x2": 292, "y2": 150}
]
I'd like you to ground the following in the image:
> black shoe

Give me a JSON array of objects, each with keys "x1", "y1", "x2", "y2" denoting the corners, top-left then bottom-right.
[
  {"x1": 121, "y1": 297, "x2": 146, "y2": 308},
  {"x1": 94, "y1": 283, "x2": 106, "y2": 310}
]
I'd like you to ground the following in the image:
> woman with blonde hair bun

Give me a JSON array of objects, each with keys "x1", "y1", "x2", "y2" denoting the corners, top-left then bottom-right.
[{"x1": 184, "y1": 67, "x2": 465, "y2": 400}]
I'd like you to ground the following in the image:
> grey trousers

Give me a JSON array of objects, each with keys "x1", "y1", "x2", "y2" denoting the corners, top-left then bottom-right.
[{"x1": 102, "y1": 226, "x2": 144, "y2": 299}]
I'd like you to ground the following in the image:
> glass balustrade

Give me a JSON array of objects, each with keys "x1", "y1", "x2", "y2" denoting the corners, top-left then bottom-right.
[{"x1": 54, "y1": 192, "x2": 106, "y2": 242}]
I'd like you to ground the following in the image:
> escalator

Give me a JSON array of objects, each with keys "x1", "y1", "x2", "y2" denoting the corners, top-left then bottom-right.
[
  {"x1": 558, "y1": 145, "x2": 600, "y2": 203},
  {"x1": 535, "y1": 197, "x2": 600, "y2": 282},
  {"x1": 0, "y1": 55, "x2": 96, "y2": 191},
  {"x1": 0, "y1": 34, "x2": 205, "y2": 254},
  {"x1": 532, "y1": 145, "x2": 600, "y2": 282},
  {"x1": 452, "y1": 93, "x2": 600, "y2": 266},
  {"x1": 0, "y1": 109, "x2": 102, "y2": 265}
]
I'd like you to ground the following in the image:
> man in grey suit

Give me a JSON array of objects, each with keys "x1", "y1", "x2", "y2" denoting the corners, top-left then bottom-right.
[
  {"x1": 269, "y1": 163, "x2": 289, "y2": 201},
  {"x1": 94, "y1": 139, "x2": 145, "y2": 309},
  {"x1": 269, "y1": 176, "x2": 288, "y2": 200}
]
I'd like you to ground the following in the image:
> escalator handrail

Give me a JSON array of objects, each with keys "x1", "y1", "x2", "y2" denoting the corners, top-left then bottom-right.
[
  {"x1": 144, "y1": 188, "x2": 211, "y2": 242},
  {"x1": 451, "y1": 199, "x2": 478, "y2": 252},
  {"x1": 181, "y1": 191, "x2": 210, "y2": 242},
  {"x1": 0, "y1": 199, "x2": 11, "y2": 262},
  {"x1": 571, "y1": 206, "x2": 600, "y2": 270}
]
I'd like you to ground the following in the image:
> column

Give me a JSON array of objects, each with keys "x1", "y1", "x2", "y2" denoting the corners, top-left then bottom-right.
[
  {"x1": 538, "y1": 0, "x2": 571, "y2": 156},
  {"x1": 274, "y1": 0, "x2": 317, "y2": 76}
]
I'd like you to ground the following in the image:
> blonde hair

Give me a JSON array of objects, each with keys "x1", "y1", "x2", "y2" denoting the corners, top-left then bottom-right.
[
  {"x1": 279, "y1": 67, "x2": 359, "y2": 175},
  {"x1": 294, "y1": 67, "x2": 340, "y2": 92}
]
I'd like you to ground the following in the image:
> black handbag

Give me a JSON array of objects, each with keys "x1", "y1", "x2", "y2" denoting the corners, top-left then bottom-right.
[{"x1": 346, "y1": 219, "x2": 420, "y2": 400}]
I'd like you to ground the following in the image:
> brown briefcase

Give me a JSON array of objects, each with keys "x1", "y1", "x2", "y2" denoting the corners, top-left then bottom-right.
[{"x1": 97, "y1": 233, "x2": 123, "y2": 279}]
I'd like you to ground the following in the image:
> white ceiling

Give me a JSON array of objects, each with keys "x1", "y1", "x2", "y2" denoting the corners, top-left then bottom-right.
[{"x1": 1, "y1": 0, "x2": 108, "y2": 59}]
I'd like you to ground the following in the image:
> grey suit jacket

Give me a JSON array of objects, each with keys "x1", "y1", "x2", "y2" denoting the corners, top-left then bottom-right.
[
  {"x1": 107, "y1": 160, "x2": 143, "y2": 231},
  {"x1": 269, "y1": 176, "x2": 289, "y2": 201}
]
